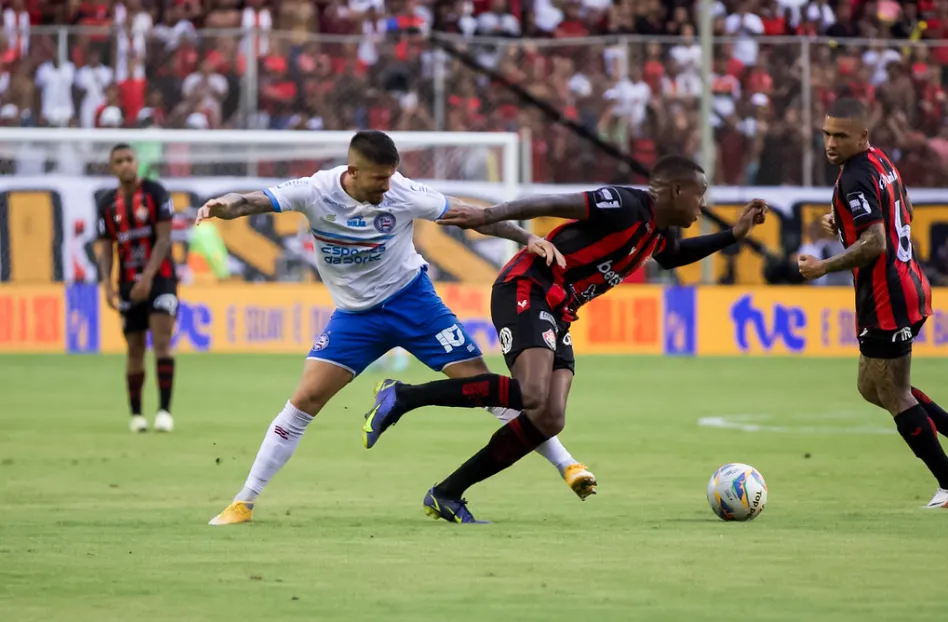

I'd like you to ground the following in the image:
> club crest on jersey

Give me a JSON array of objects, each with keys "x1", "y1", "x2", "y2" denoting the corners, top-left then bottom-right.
[
  {"x1": 135, "y1": 204, "x2": 149, "y2": 222},
  {"x1": 347, "y1": 216, "x2": 367, "y2": 227},
  {"x1": 499, "y1": 327, "x2": 513, "y2": 354},
  {"x1": 313, "y1": 332, "x2": 330, "y2": 351},
  {"x1": 542, "y1": 329, "x2": 557, "y2": 350},
  {"x1": 594, "y1": 188, "x2": 621, "y2": 209},
  {"x1": 374, "y1": 212, "x2": 396, "y2": 233}
]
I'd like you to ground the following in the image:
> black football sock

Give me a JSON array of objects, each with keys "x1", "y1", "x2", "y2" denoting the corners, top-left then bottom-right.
[
  {"x1": 434, "y1": 413, "x2": 549, "y2": 499},
  {"x1": 911, "y1": 387, "x2": 948, "y2": 436},
  {"x1": 396, "y1": 374, "x2": 523, "y2": 413},
  {"x1": 894, "y1": 404, "x2": 948, "y2": 489},
  {"x1": 157, "y1": 357, "x2": 175, "y2": 412},
  {"x1": 127, "y1": 371, "x2": 145, "y2": 416}
]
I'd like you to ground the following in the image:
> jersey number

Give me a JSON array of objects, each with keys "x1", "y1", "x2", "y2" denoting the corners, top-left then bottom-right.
[
  {"x1": 435, "y1": 324, "x2": 466, "y2": 353},
  {"x1": 894, "y1": 200, "x2": 912, "y2": 263}
]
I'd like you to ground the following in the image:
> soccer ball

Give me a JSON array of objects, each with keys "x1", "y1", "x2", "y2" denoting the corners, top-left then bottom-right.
[{"x1": 707, "y1": 463, "x2": 768, "y2": 522}]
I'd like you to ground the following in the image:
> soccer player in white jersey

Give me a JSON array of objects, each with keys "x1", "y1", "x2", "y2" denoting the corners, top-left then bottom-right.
[{"x1": 197, "y1": 131, "x2": 597, "y2": 525}]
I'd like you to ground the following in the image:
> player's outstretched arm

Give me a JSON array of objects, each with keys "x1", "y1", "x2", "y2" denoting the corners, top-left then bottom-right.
[
  {"x1": 194, "y1": 192, "x2": 274, "y2": 224},
  {"x1": 436, "y1": 193, "x2": 587, "y2": 229},
  {"x1": 798, "y1": 222, "x2": 885, "y2": 279},
  {"x1": 445, "y1": 198, "x2": 566, "y2": 268},
  {"x1": 653, "y1": 199, "x2": 767, "y2": 269}
]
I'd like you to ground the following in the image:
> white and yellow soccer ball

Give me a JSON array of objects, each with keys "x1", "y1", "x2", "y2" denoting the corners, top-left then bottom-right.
[{"x1": 707, "y1": 463, "x2": 768, "y2": 522}]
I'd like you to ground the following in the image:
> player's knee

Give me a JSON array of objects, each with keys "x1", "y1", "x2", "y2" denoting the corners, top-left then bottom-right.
[
  {"x1": 517, "y1": 380, "x2": 548, "y2": 413},
  {"x1": 856, "y1": 375, "x2": 878, "y2": 405},
  {"x1": 127, "y1": 341, "x2": 146, "y2": 362},
  {"x1": 529, "y1": 406, "x2": 565, "y2": 438},
  {"x1": 876, "y1": 387, "x2": 915, "y2": 416},
  {"x1": 289, "y1": 387, "x2": 331, "y2": 417},
  {"x1": 151, "y1": 337, "x2": 173, "y2": 359}
]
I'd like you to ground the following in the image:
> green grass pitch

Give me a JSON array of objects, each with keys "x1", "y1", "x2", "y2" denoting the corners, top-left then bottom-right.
[{"x1": 1, "y1": 354, "x2": 947, "y2": 621}]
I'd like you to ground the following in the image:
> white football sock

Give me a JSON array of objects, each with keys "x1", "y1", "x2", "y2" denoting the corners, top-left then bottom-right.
[
  {"x1": 236, "y1": 401, "x2": 313, "y2": 502},
  {"x1": 485, "y1": 407, "x2": 576, "y2": 475}
]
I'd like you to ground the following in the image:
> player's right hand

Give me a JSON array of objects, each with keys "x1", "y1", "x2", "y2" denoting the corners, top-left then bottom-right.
[
  {"x1": 194, "y1": 196, "x2": 231, "y2": 226},
  {"x1": 436, "y1": 204, "x2": 490, "y2": 229},
  {"x1": 104, "y1": 286, "x2": 120, "y2": 311},
  {"x1": 821, "y1": 212, "x2": 836, "y2": 236}
]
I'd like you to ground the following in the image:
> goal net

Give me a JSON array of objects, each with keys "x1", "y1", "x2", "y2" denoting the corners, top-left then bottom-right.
[{"x1": 0, "y1": 129, "x2": 519, "y2": 285}]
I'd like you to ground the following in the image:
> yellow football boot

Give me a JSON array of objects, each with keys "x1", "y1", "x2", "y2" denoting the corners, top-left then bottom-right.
[
  {"x1": 563, "y1": 463, "x2": 597, "y2": 500},
  {"x1": 208, "y1": 500, "x2": 255, "y2": 526}
]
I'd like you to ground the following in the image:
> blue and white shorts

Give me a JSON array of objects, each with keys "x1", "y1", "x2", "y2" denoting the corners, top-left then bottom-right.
[{"x1": 308, "y1": 270, "x2": 483, "y2": 376}]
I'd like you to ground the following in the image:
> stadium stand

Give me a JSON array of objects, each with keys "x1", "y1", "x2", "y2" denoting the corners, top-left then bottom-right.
[{"x1": 2, "y1": 0, "x2": 948, "y2": 187}]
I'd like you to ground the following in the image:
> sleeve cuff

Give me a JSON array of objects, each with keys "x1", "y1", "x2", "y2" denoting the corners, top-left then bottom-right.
[
  {"x1": 263, "y1": 188, "x2": 281, "y2": 213},
  {"x1": 436, "y1": 196, "x2": 449, "y2": 220}
]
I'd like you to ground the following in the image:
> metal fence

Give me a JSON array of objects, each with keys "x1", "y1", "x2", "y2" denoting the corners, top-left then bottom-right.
[{"x1": 4, "y1": 27, "x2": 948, "y2": 187}]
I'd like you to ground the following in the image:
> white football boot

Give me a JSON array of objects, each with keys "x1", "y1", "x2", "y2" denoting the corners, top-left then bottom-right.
[
  {"x1": 130, "y1": 415, "x2": 148, "y2": 433},
  {"x1": 922, "y1": 488, "x2": 948, "y2": 509},
  {"x1": 154, "y1": 410, "x2": 174, "y2": 433}
]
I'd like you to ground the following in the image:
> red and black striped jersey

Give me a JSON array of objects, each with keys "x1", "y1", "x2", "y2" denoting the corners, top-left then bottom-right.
[
  {"x1": 831, "y1": 146, "x2": 932, "y2": 331},
  {"x1": 96, "y1": 179, "x2": 175, "y2": 285},
  {"x1": 497, "y1": 186, "x2": 673, "y2": 321}
]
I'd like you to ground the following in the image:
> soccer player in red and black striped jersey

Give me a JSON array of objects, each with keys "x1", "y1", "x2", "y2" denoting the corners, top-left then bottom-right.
[
  {"x1": 96, "y1": 144, "x2": 177, "y2": 434},
  {"x1": 363, "y1": 155, "x2": 768, "y2": 522},
  {"x1": 798, "y1": 97, "x2": 948, "y2": 509}
]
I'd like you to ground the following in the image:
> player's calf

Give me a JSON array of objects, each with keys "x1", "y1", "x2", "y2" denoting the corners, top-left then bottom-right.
[
  {"x1": 150, "y1": 313, "x2": 176, "y2": 431},
  {"x1": 863, "y1": 355, "x2": 948, "y2": 493},
  {"x1": 125, "y1": 333, "x2": 147, "y2": 429},
  {"x1": 911, "y1": 387, "x2": 948, "y2": 437}
]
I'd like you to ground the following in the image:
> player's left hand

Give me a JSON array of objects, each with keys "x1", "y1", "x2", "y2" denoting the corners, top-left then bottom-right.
[
  {"x1": 797, "y1": 254, "x2": 827, "y2": 280},
  {"x1": 129, "y1": 277, "x2": 151, "y2": 303},
  {"x1": 732, "y1": 199, "x2": 768, "y2": 240},
  {"x1": 527, "y1": 235, "x2": 567, "y2": 269},
  {"x1": 436, "y1": 204, "x2": 490, "y2": 229}
]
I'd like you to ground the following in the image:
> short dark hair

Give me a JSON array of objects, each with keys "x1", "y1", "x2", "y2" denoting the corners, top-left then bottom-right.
[
  {"x1": 827, "y1": 97, "x2": 867, "y2": 120},
  {"x1": 110, "y1": 143, "x2": 134, "y2": 156},
  {"x1": 651, "y1": 155, "x2": 704, "y2": 182},
  {"x1": 349, "y1": 130, "x2": 400, "y2": 166}
]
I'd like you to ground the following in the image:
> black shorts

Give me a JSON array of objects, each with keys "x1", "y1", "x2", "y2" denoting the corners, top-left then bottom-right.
[
  {"x1": 118, "y1": 277, "x2": 179, "y2": 335},
  {"x1": 857, "y1": 319, "x2": 926, "y2": 359},
  {"x1": 490, "y1": 279, "x2": 575, "y2": 374}
]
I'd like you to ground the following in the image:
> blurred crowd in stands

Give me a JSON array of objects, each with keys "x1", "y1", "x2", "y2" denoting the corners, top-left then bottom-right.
[{"x1": 1, "y1": 0, "x2": 948, "y2": 189}]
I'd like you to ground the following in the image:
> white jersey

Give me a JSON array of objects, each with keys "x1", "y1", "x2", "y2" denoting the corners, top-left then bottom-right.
[{"x1": 264, "y1": 166, "x2": 449, "y2": 311}]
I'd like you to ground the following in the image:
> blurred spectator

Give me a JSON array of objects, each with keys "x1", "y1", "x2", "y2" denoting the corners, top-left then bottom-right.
[
  {"x1": 242, "y1": 0, "x2": 272, "y2": 57},
  {"x1": 75, "y1": 49, "x2": 113, "y2": 128},
  {"x1": 477, "y1": 0, "x2": 520, "y2": 36},
  {"x1": 725, "y1": 1, "x2": 764, "y2": 66},
  {"x1": 114, "y1": 0, "x2": 152, "y2": 58},
  {"x1": 35, "y1": 55, "x2": 75, "y2": 126},
  {"x1": 182, "y1": 57, "x2": 228, "y2": 127},
  {"x1": 3, "y1": 0, "x2": 29, "y2": 59}
]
